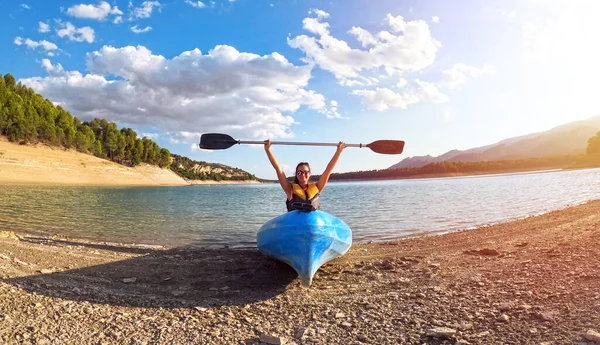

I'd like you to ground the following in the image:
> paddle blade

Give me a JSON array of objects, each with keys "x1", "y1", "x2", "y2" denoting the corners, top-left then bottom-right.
[
  {"x1": 199, "y1": 133, "x2": 238, "y2": 150},
  {"x1": 366, "y1": 140, "x2": 405, "y2": 154}
]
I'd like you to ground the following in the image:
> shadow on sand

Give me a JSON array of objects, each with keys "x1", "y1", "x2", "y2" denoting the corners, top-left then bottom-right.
[{"x1": 3, "y1": 237, "x2": 298, "y2": 308}]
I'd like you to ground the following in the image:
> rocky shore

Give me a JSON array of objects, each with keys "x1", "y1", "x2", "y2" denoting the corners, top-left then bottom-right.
[{"x1": 1, "y1": 200, "x2": 600, "y2": 344}]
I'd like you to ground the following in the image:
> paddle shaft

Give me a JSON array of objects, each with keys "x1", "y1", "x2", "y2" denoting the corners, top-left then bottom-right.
[{"x1": 238, "y1": 140, "x2": 364, "y2": 148}]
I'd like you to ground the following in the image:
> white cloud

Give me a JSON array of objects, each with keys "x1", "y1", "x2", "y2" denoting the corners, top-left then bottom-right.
[
  {"x1": 169, "y1": 131, "x2": 200, "y2": 144},
  {"x1": 14, "y1": 37, "x2": 58, "y2": 54},
  {"x1": 129, "y1": 1, "x2": 161, "y2": 20},
  {"x1": 41, "y1": 59, "x2": 65, "y2": 76},
  {"x1": 432, "y1": 16, "x2": 439, "y2": 23},
  {"x1": 20, "y1": 4, "x2": 31, "y2": 9},
  {"x1": 66, "y1": 1, "x2": 123, "y2": 20},
  {"x1": 19, "y1": 45, "x2": 338, "y2": 143},
  {"x1": 415, "y1": 79, "x2": 449, "y2": 103},
  {"x1": 441, "y1": 63, "x2": 495, "y2": 88},
  {"x1": 185, "y1": 0, "x2": 206, "y2": 9},
  {"x1": 309, "y1": 8, "x2": 330, "y2": 19},
  {"x1": 320, "y1": 99, "x2": 342, "y2": 119},
  {"x1": 113, "y1": 16, "x2": 123, "y2": 24},
  {"x1": 130, "y1": 25, "x2": 152, "y2": 33},
  {"x1": 57, "y1": 22, "x2": 95, "y2": 43},
  {"x1": 302, "y1": 17, "x2": 330, "y2": 36},
  {"x1": 38, "y1": 22, "x2": 50, "y2": 33},
  {"x1": 142, "y1": 132, "x2": 160, "y2": 139},
  {"x1": 289, "y1": 10, "x2": 457, "y2": 111},
  {"x1": 351, "y1": 88, "x2": 420, "y2": 111},
  {"x1": 351, "y1": 80, "x2": 448, "y2": 111},
  {"x1": 288, "y1": 11, "x2": 440, "y2": 86}
]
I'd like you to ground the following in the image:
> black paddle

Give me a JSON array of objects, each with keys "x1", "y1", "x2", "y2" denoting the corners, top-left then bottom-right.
[{"x1": 199, "y1": 133, "x2": 405, "y2": 155}]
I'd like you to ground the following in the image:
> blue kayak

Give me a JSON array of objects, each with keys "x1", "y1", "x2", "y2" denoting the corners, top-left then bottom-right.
[{"x1": 257, "y1": 210, "x2": 352, "y2": 287}]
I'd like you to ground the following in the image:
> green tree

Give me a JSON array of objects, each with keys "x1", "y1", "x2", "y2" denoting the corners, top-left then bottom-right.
[
  {"x1": 158, "y1": 148, "x2": 171, "y2": 168},
  {"x1": 587, "y1": 131, "x2": 600, "y2": 155},
  {"x1": 103, "y1": 122, "x2": 121, "y2": 160},
  {"x1": 75, "y1": 125, "x2": 95, "y2": 152},
  {"x1": 3, "y1": 74, "x2": 16, "y2": 89},
  {"x1": 133, "y1": 138, "x2": 143, "y2": 165}
]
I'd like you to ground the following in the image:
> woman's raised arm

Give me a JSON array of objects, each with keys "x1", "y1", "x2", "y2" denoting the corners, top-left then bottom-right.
[
  {"x1": 316, "y1": 141, "x2": 346, "y2": 191},
  {"x1": 264, "y1": 139, "x2": 292, "y2": 197}
]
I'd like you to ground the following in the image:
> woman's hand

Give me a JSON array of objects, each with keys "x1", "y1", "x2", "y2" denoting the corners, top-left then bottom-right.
[
  {"x1": 336, "y1": 141, "x2": 347, "y2": 153},
  {"x1": 264, "y1": 139, "x2": 272, "y2": 152}
]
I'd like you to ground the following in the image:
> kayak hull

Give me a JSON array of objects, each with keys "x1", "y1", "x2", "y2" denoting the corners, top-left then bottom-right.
[{"x1": 257, "y1": 210, "x2": 352, "y2": 287}]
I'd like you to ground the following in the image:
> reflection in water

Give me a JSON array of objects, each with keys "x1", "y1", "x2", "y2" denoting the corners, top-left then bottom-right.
[{"x1": 1, "y1": 168, "x2": 600, "y2": 247}]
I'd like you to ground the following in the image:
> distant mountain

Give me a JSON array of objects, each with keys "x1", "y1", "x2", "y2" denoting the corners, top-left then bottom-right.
[{"x1": 390, "y1": 115, "x2": 600, "y2": 169}]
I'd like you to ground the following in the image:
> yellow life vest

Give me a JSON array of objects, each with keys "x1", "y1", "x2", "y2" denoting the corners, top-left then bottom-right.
[{"x1": 287, "y1": 183, "x2": 320, "y2": 211}]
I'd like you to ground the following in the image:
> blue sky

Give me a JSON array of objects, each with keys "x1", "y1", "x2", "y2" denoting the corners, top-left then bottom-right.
[{"x1": 2, "y1": 0, "x2": 600, "y2": 179}]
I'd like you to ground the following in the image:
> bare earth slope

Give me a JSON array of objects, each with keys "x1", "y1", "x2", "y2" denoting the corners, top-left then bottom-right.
[
  {"x1": 0, "y1": 200, "x2": 599, "y2": 344},
  {"x1": 0, "y1": 139, "x2": 187, "y2": 186}
]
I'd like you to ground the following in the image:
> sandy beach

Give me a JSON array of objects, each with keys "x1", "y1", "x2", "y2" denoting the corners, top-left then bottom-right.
[
  {"x1": 1, "y1": 200, "x2": 599, "y2": 344},
  {"x1": 0, "y1": 139, "x2": 258, "y2": 186}
]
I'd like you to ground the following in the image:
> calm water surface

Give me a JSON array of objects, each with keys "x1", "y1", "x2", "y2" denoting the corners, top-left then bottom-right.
[{"x1": 1, "y1": 168, "x2": 599, "y2": 248}]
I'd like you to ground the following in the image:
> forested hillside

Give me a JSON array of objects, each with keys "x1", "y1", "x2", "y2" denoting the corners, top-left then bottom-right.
[
  {"x1": 317, "y1": 153, "x2": 600, "y2": 181},
  {"x1": 0, "y1": 73, "x2": 170, "y2": 168},
  {"x1": 0, "y1": 73, "x2": 258, "y2": 181},
  {"x1": 170, "y1": 154, "x2": 257, "y2": 181}
]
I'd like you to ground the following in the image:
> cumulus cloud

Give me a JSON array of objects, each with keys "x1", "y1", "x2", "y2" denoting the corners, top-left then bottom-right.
[
  {"x1": 14, "y1": 37, "x2": 58, "y2": 55},
  {"x1": 415, "y1": 79, "x2": 449, "y2": 103},
  {"x1": 129, "y1": 1, "x2": 161, "y2": 20},
  {"x1": 185, "y1": 0, "x2": 206, "y2": 9},
  {"x1": 19, "y1": 45, "x2": 338, "y2": 143},
  {"x1": 350, "y1": 79, "x2": 449, "y2": 111},
  {"x1": 57, "y1": 22, "x2": 95, "y2": 43},
  {"x1": 38, "y1": 22, "x2": 50, "y2": 33},
  {"x1": 441, "y1": 63, "x2": 495, "y2": 88},
  {"x1": 308, "y1": 8, "x2": 330, "y2": 19},
  {"x1": 351, "y1": 88, "x2": 420, "y2": 111},
  {"x1": 288, "y1": 10, "x2": 452, "y2": 111},
  {"x1": 130, "y1": 25, "x2": 152, "y2": 33},
  {"x1": 287, "y1": 10, "x2": 495, "y2": 111},
  {"x1": 288, "y1": 12, "x2": 440, "y2": 86},
  {"x1": 66, "y1": 1, "x2": 123, "y2": 20},
  {"x1": 168, "y1": 131, "x2": 200, "y2": 144}
]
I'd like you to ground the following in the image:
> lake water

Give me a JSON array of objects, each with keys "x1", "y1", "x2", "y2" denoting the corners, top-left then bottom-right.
[{"x1": 1, "y1": 168, "x2": 600, "y2": 248}]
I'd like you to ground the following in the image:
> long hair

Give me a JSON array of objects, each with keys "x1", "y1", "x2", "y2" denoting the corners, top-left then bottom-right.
[{"x1": 293, "y1": 162, "x2": 310, "y2": 185}]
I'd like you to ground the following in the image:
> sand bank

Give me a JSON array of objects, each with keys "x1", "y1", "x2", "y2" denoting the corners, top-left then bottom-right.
[
  {"x1": 1, "y1": 200, "x2": 599, "y2": 344},
  {"x1": 0, "y1": 139, "x2": 258, "y2": 186}
]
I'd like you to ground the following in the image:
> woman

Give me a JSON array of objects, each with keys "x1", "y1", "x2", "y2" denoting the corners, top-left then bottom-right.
[{"x1": 264, "y1": 139, "x2": 347, "y2": 212}]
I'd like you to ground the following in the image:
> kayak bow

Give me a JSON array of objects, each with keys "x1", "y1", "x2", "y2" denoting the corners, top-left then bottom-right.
[{"x1": 257, "y1": 210, "x2": 352, "y2": 287}]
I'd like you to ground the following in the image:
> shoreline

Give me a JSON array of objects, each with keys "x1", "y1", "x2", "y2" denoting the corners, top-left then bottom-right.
[
  {"x1": 4, "y1": 137, "x2": 597, "y2": 187},
  {"x1": 0, "y1": 138, "x2": 261, "y2": 187},
  {"x1": 1, "y1": 200, "x2": 599, "y2": 344}
]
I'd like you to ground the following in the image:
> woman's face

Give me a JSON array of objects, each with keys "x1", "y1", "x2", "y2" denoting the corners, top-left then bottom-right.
[{"x1": 296, "y1": 164, "x2": 311, "y2": 184}]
